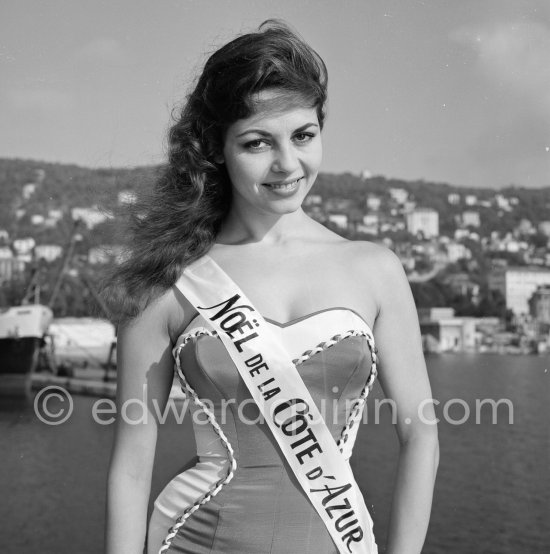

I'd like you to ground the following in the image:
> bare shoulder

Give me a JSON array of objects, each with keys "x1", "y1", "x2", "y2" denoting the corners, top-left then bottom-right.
[
  {"x1": 121, "y1": 285, "x2": 194, "y2": 345},
  {"x1": 340, "y1": 240, "x2": 410, "y2": 315}
]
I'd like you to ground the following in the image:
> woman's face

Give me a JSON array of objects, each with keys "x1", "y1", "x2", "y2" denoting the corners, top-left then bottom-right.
[{"x1": 220, "y1": 90, "x2": 323, "y2": 217}]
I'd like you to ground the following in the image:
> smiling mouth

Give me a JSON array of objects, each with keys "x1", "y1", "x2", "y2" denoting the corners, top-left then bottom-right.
[{"x1": 262, "y1": 177, "x2": 304, "y2": 191}]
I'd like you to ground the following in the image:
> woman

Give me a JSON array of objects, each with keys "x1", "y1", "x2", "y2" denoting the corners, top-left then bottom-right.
[{"x1": 105, "y1": 20, "x2": 439, "y2": 554}]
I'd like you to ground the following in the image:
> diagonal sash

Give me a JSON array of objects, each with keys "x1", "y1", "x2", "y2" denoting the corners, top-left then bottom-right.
[{"x1": 174, "y1": 254, "x2": 378, "y2": 554}]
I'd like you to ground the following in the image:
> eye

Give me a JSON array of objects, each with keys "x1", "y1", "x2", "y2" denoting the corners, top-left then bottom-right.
[
  {"x1": 244, "y1": 139, "x2": 268, "y2": 151},
  {"x1": 293, "y1": 132, "x2": 315, "y2": 144}
]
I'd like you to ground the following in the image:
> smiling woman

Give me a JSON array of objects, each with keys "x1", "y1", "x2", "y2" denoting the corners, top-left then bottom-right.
[{"x1": 103, "y1": 19, "x2": 438, "y2": 554}]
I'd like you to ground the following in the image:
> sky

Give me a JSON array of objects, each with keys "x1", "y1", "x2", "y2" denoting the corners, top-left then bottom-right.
[{"x1": 1, "y1": 0, "x2": 549, "y2": 188}]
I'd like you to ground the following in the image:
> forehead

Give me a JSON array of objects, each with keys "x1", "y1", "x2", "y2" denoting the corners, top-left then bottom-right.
[{"x1": 227, "y1": 89, "x2": 319, "y2": 136}]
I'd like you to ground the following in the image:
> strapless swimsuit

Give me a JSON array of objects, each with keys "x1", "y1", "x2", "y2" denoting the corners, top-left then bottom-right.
[{"x1": 147, "y1": 307, "x2": 377, "y2": 554}]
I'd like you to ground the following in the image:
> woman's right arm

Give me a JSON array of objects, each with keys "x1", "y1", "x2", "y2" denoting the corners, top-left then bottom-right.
[{"x1": 105, "y1": 292, "x2": 178, "y2": 554}]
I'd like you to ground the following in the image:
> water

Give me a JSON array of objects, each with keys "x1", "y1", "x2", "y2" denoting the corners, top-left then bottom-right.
[{"x1": 1, "y1": 354, "x2": 548, "y2": 553}]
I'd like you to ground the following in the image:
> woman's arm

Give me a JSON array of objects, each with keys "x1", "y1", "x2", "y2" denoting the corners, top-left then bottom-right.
[
  {"x1": 371, "y1": 248, "x2": 439, "y2": 554},
  {"x1": 105, "y1": 292, "x2": 178, "y2": 554}
]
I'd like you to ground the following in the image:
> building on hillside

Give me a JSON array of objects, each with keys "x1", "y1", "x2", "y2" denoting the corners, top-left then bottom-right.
[
  {"x1": 22, "y1": 183, "x2": 36, "y2": 200},
  {"x1": 13, "y1": 237, "x2": 35, "y2": 255},
  {"x1": 327, "y1": 214, "x2": 348, "y2": 230},
  {"x1": 489, "y1": 266, "x2": 550, "y2": 316},
  {"x1": 516, "y1": 218, "x2": 535, "y2": 235},
  {"x1": 406, "y1": 208, "x2": 439, "y2": 239},
  {"x1": 389, "y1": 188, "x2": 408, "y2": 205},
  {"x1": 447, "y1": 193, "x2": 460, "y2": 205},
  {"x1": 71, "y1": 206, "x2": 111, "y2": 229},
  {"x1": 446, "y1": 242, "x2": 472, "y2": 263},
  {"x1": 462, "y1": 210, "x2": 480, "y2": 227},
  {"x1": 494, "y1": 194, "x2": 512, "y2": 211},
  {"x1": 538, "y1": 221, "x2": 550, "y2": 236},
  {"x1": 304, "y1": 194, "x2": 322, "y2": 206},
  {"x1": 465, "y1": 194, "x2": 477, "y2": 206},
  {"x1": 442, "y1": 273, "x2": 480, "y2": 299},
  {"x1": 366, "y1": 195, "x2": 381, "y2": 211},
  {"x1": 35, "y1": 244, "x2": 63, "y2": 263},
  {"x1": 117, "y1": 190, "x2": 137, "y2": 205},
  {"x1": 325, "y1": 198, "x2": 354, "y2": 212},
  {"x1": 0, "y1": 229, "x2": 9, "y2": 243},
  {"x1": 31, "y1": 214, "x2": 45, "y2": 225},
  {"x1": 0, "y1": 257, "x2": 25, "y2": 282}
]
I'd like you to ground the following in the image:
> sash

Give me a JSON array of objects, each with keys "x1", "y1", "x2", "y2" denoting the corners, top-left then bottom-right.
[{"x1": 175, "y1": 255, "x2": 377, "y2": 554}]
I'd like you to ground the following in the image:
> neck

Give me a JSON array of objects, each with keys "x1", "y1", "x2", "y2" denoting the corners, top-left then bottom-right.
[{"x1": 217, "y1": 204, "x2": 311, "y2": 245}]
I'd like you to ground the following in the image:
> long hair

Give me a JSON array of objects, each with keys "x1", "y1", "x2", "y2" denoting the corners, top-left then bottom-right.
[{"x1": 102, "y1": 20, "x2": 328, "y2": 323}]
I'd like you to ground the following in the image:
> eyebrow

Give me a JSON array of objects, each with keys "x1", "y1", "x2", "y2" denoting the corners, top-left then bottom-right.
[{"x1": 236, "y1": 122, "x2": 319, "y2": 138}]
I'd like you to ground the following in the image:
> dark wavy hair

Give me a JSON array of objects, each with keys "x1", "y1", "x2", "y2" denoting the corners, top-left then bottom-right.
[{"x1": 102, "y1": 20, "x2": 328, "y2": 323}]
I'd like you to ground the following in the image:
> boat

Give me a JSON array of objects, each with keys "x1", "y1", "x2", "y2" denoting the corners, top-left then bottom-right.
[{"x1": 0, "y1": 304, "x2": 53, "y2": 396}]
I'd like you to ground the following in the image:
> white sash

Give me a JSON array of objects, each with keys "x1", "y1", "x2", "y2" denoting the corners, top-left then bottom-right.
[{"x1": 175, "y1": 255, "x2": 377, "y2": 554}]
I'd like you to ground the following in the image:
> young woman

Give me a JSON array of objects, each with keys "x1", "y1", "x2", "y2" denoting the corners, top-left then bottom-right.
[{"x1": 105, "y1": 20, "x2": 439, "y2": 554}]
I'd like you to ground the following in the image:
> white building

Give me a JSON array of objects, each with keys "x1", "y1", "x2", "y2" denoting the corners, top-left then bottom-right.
[
  {"x1": 22, "y1": 183, "x2": 36, "y2": 200},
  {"x1": 465, "y1": 194, "x2": 477, "y2": 206},
  {"x1": 0, "y1": 246, "x2": 13, "y2": 259},
  {"x1": 0, "y1": 229, "x2": 9, "y2": 242},
  {"x1": 366, "y1": 195, "x2": 381, "y2": 211},
  {"x1": 328, "y1": 214, "x2": 348, "y2": 230},
  {"x1": 538, "y1": 221, "x2": 550, "y2": 236},
  {"x1": 491, "y1": 267, "x2": 550, "y2": 315},
  {"x1": 35, "y1": 244, "x2": 63, "y2": 262},
  {"x1": 118, "y1": 190, "x2": 137, "y2": 205},
  {"x1": 31, "y1": 214, "x2": 45, "y2": 225},
  {"x1": 495, "y1": 194, "x2": 512, "y2": 211},
  {"x1": 71, "y1": 206, "x2": 111, "y2": 229},
  {"x1": 447, "y1": 193, "x2": 460, "y2": 205},
  {"x1": 447, "y1": 242, "x2": 471, "y2": 263},
  {"x1": 406, "y1": 208, "x2": 439, "y2": 238},
  {"x1": 304, "y1": 194, "x2": 323, "y2": 206},
  {"x1": 48, "y1": 209, "x2": 64, "y2": 222},
  {"x1": 13, "y1": 237, "x2": 36, "y2": 254},
  {"x1": 389, "y1": 188, "x2": 408, "y2": 205},
  {"x1": 462, "y1": 211, "x2": 480, "y2": 227}
]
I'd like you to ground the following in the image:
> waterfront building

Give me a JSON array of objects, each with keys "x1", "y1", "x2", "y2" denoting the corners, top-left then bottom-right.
[
  {"x1": 529, "y1": 285, "x2": 550, "y2": 324},
  {"x1": 489, "y1": 266, "x2": 550, "y2": 316},
  {"x1": 418, "y1": 307, "x2": 477, "y2": 352},
  {"x1": 406, "y1": 208, "x2": 439, "y2": 239}
]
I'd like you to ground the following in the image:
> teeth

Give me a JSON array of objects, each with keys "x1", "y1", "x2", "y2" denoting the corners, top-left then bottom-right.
[{"x1": 266, "y1": 178, "x2": 301, "y2": 190}]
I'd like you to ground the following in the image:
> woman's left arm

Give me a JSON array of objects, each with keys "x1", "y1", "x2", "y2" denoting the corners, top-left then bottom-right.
[{"x1": 370, "y1": 247, "x2": 439, "y2": 554}]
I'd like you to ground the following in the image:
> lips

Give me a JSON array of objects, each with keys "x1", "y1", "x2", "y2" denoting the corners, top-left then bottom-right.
[{"x1": 262, "y1": 177, "x2": 303, "y2": 191}]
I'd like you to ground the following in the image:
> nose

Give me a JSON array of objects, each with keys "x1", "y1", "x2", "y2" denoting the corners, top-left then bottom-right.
[{"x1": 271, "y1": 143, "x2": 300, "y2": 174}]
